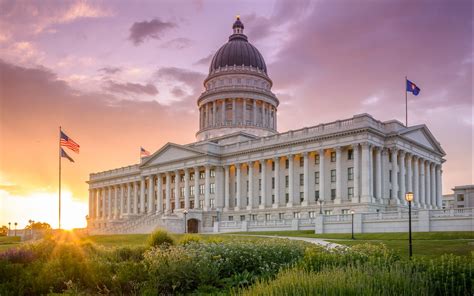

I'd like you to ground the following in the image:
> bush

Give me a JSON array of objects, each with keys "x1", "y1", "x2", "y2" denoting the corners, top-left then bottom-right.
[
  {"x1": 147, "y1": 229, "x2": 174, "y2": 248},
  {"x1": 178, "y1": 234, "x2": 202, "y2": 245}
]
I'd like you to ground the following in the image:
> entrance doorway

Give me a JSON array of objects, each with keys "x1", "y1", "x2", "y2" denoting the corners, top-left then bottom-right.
[{"x1": 187, "y1": 219, "x2": 199, "y2": 233}]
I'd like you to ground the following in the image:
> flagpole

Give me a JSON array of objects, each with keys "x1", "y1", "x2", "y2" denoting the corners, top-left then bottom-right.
[
  {"x1": 59, "y1": 126, "x2": 61, "y2": 230},
  {"x1": 405, "y1": 76, "x2": 408, "y2": 127}
]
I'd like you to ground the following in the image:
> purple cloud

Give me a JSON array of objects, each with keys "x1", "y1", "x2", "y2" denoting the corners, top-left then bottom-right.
[
  {"x1": 104, "y1": 80, "x2": 158, "y2": 96},
  {"x1": 128, "y1": 18, "x2": 176, "y2": 45}
]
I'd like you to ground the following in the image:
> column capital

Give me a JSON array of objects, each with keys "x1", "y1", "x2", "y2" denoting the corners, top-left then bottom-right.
[
  {"x1": 247, "y1": 161, "x2": 253, "y2": 166},
  {"x1": 390, "y1": 146, "x2": 398, "y2": 153},
  {"x1": 287, "y1": 153, "x2": 294, "y2": 159},
  {"x1": 335, "y1": 146, "x2": 342, "y2": 152},
  {"x1": 174, "y1": 169, "x2": 179, "y2": 174},
  {"x1": 399, "y1": 150, "x2": 406, "y2": 156},
  {"x1": 351, "y1": 143, "x2": 360, "y2": 149},
  {"x1": 318, "y1": 148, "x2": 325, "y2": 154},
  {"x1": 360, "y1": 142, "x2": 370, "y2": 148},
  {"x1": 273, "y1": 156, "x2": 280, "y2": 162},
  {"x1": 302, "y1": 151, "x2": 309, "y2": 157},
  {"x1": 193, "y1": 166, "x2": 199, "y2": 171}
]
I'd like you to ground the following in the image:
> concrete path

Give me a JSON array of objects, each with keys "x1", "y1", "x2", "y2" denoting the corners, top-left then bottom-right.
[{"x1": 231, "y1": 234, "x2": 344, "y2": 249}]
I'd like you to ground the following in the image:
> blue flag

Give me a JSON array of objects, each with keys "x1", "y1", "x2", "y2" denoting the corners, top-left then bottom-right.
[
  {"x1": 61, "y1": 148, "x2": 74, "y2": 163},
  {"x1": 406, "y1": 79, "x2": 420, "y2": 96}
]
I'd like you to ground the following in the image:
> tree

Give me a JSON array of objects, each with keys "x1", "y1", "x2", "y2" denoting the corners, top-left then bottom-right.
[
  {"x1": 0, "y1": 225, "x2": 8, "y2": 236},
  {"x1": 25, "y1": 221, "x2": 52, "y2": 231}
]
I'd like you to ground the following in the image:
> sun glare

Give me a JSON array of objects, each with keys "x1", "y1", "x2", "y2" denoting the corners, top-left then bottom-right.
[{"x1": 0, "y1": 189, "x2": 87, "y2": 229}]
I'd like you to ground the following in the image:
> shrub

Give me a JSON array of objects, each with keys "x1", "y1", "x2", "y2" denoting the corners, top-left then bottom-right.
[
  {"x1": 147, "y1": 229, "x2": 174, "y2": 248},
  {"x1": 178, "y1": 234, "x2": 202, "y2": 245}
]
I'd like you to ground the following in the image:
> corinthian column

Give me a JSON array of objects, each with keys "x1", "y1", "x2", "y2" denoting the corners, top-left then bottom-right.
[
  {"x1": 235, "y1": 164, "x2": 242, "y2": 210},
  {"x1": 165, "y1": 172, "x2": 171, "y2": 213},
  {"x1": 156, "y1": 174, "x2": 163, "y2": 214},
  {"x1": 287, "y1": 154, "x2": 294, "y2": 207},
  {"x1": 224, "y1": 165, "x2": 230, "y2": 210},
  {"x1": 419, "y1": 159, "x2": 426, "y2": 208},
  {"x1": 375, "y1": 147, "x2": 382, "y2": 202},
  {"x1": 436, "y1": 165, "x2": 442, "y2": 209},
  {"x1": 247, "y1": 161, "x2": 254, "y2": 209},
  {"x1": 430, "y1": 163, "x2": 436, "y2": 209},
  {"x1": 335, "y1": 147, "x2": 342, "y2": 204},
  {"x1": 174, "y1": 170, "x2": 180, "y2": 210},
  {"x1": 361, "y1": 143, "x2": 371, "y2": 203},
  {"x1": 413, "y1": 157, "x2": 419, "y2": 207},
  {"x1": 261, "y1": 159, "x2": 268, "y2": 208},
  {"x1": 148, "y1": 175, "x2": 154, "y2": 214},
  {"x1": 253, "y1": 99, "x2": 257, "y2": 125},
  {"x1": 204, "y1": 166, "x2": 210, "y2": 210},
  {"x1": 391, "y1": 148, "x2": 399, "y2": 204},
  {"x1": 126, "y1": 183, "x2": 131, "y2": 214},
  {"x1": 193, "y1": 167, "x2": 199, "y2": 209},
  {"x1": 140, "y1": 177, "x2": 145, "y2": 214},
  {"x1": 426, "y1": 162, "x2": 431, "y2": 208},
  {"x1": 399, "y1": 151, "x2": 406, "y2": 205},
  {"x1": 184, "y1": 169, "x2": 190, "y2": 209},
  {"x1": 353, "y1": 144, "x2": 360, "y2": 203},
  {"x1": 273, "y1": 157, "x2": 280, "y2": 208},
  {"x1": 120, "y1": 184, "x2": 125, "y2": 218},
  {"x1": 407, "y1": 154, "x2": 413, "y2": 196},
  {"x1": 319, "y1": 149, "x2": 326, "y2": 201},
  {"x1": 302, "y1": 152, "x2": 309, "y2": 206}
]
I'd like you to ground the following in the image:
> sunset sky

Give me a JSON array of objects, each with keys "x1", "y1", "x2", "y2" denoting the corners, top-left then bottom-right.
[{"x1": 0, "y1": 0, "x2": 472, "y2": 229}]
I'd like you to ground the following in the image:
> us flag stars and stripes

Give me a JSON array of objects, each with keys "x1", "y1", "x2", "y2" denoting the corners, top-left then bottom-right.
[
  {"x1": 60, "y1": 130, "x2": 80, "y2": 154},
  {"x1": 141, "y1": 146, "x2": 151, "y2": 157}
]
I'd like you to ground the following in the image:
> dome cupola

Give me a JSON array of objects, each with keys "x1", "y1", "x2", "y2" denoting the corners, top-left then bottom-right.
[{"x1": 196, "y1": 17, "x2": 279, "y2": 141}]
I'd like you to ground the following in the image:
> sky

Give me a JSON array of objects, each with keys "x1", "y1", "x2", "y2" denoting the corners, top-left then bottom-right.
[{"x1": 0, "y1": 0, "x2": 472, "y2": 229}]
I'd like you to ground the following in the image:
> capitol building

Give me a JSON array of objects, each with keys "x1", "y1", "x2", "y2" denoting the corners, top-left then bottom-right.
[{"x1": 87, "y1": 18, "x2": 446, "y2": 234}]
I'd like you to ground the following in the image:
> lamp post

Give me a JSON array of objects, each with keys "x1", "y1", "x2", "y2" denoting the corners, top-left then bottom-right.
[
  {"x1": 405, "y1": 192, "x2": 414, "y2": 258},
  {"x1": 319, "y1": 199, "x2": 323, "y2": 214},
  {"x1": 8, "y1": 222, "x2": 11, "y2": 236},
  {"x1": 350, "y1": 210, "x2": 355, "y2": 240},
  {"x1": 14, "y1": 222, "x2": 17, "y2": 237},
  {"x1": 183, "y1": 209, "x2": 188, "y2": 233}
]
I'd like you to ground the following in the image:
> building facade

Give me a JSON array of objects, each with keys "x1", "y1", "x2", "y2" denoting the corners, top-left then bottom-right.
[
  {"x1": 442, "y1": 185, "x2": 474, "y2": 209},
  {"x1": 87, "y1": 18, "x2": 446, "y2": 233}
]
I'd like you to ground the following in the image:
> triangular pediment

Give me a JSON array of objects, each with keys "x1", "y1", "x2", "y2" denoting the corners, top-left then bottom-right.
[
  {"x1": 400, "y1": 126, "x2": 445, "y2": 156},
  {"x1": 140, "y1": 143, "x2": 205, "y2": 167}
]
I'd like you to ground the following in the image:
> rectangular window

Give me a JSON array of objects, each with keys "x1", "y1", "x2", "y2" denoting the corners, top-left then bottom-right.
[
  {"x1": 246, "y1": 180, "x2": 249, "y2": 192},
  {"x1": 299, "y1": 157, "x2": 304, "y2": 167},
  {"x1": 240, "y1": 215, "x2": 246, "y2": 221},
  {"x1": 315, "y1": 172, "x2": 320, "y2": 184},
  {"x1": 190, "y1": 186, "x2": 195, "y2": 197},
  {"x1": 199, "y1": 171, "x2": 205, "y2": 179},
  {"x1": 315, "y1": 154, "x2": 320, "y2": 165},
  {"x1": 251, "y1": 214, "x2": 257, "y2": 221},
  {"x1": 457, "y1": 194, "x2": 465, "y2": 201},
  {"x1": 285, "y1": 193, "x2": 289, "y2": 203},
  {"x1": 324, "y1": 210, "x2": 333, "y2": 215},
  {"x1": 300, "y1": 173, "x2": 304, "y2": 186},
  {"x1": 180, "y1": 201, "x2": 185, "y2": 209},
  {"x1": 389, "y1": 189, "x2": 392, "y2": 198},
  {"x1": 189, "y1": 200, "x2": 194, "y2": 208},
  {"x1": 199, "y1": 200, "x2": 204, "y2": 208},
  {"x1": 199, "y1": 184, "x2": 205, "y2": 195},
  {"x1": 331, "y1": 189, "x2": 336, "y2": 199},
  {"x1": 210, "y1": 199, "x2": 215, "y2": 208},
  {"x1": 180, "y1": 175, "x2": 185, "y2": 182},
  {"x1": 272, "y1": 194, "x2": 275, "y2": 204},
  {"x1": 228, "y1": 216, "x2": 233, "y2": 221},
  {"x1": 285, "y1": 159, "x2": 289, "y2": 169},
  {"x1": 171, "y1": 176, "x2": 176, "y2": 183},
  {"x1": 300, "y1": 192, "x2": 304, "y2": 202},
  {"x1": 331, "y1": 170, "x2": 336, "y2": 182},
  {"x1": 190, "y1": 173, "x2": 195, "y2": 181},
  {"x1": 246, "y1": 197, "x2": 249, "y2": 206},
  {"x1": 259, "y1": 179, "x2": 262, "y2": 190},
  {"x1": 348, "y1": 149, "x2": 353, "y2": 160},
  {"x1": 180, "y1": 187, "x2": 184, "y2": 198},
  {"x1": 341, "y1": 209, "x2": 350, "y2": 215},
  {"x1": 258, "y1": 196, "x2": 262, "y2": 205},
  {"x1": 309, "y1": 211, "x2": 316, "y2": 218},
  {"x1": 315, "y1": 190, "x2": 320, "y2": 201},
  {"x1": 259, "y1": 163, "x2": 262, "y2": 173},
  {"x1": 272, "y1": 177, "x2": 275, "y2": 189},
  {"x1": 235, "y1": 182, "x2": 237, "y2": 193},
  {"x1": 348, "y1": 187, "x2": 354, "y2": 198},
  {"x1": 272, "y1": 161, "x2": 275, "y2": 171},
  {"x1": 265, "y1": 213, "x2": 271, "y2": 221},
  {"x1": 389, "y1": 170, "x2": 392, "y2": 182},
  {"x1": 279, "y1": 213, "x2": 285, "y2": 220},
  {"x1": 210, "y1": 169, "x2": 215, "y2": 178},
  {"x1": 285, "y1": 175, "x2": 289, "y2": 188},
  {"x1": 210, "y1": 183, "x2": 215, "y2": 194},
  {"x1": 293, "y1": 212, "x2": 301, "y2": 219},
  {"x1": 388, "y1": 153, "x2": 392, "y2": 162},
  {"x1": 171, "y1": 188, "x2": 175, "y2": 198},
  {"x1": 348, "y1": 167, "x2": 354, "y2": 181},
  {"x1": 330, "y1": 152, "x2": 336, "y2": 162}
]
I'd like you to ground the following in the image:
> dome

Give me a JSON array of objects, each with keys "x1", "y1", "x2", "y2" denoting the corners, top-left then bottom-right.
[{"x1": 209, "y1": 17, "x2": 267, "y2": 74}]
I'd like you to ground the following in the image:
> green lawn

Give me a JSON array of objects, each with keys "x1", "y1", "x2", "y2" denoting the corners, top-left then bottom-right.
[
  {"x1": 0, "y1": 236, "x2": 22, "y2": 252},
  {"x1": 229, "y1": 230, "x2": 474, "y2": 258}
]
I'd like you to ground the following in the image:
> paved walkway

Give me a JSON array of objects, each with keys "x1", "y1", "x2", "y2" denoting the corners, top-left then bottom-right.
[{"x1": 231, "y1": 234, "x2": 344, "y2": 249}]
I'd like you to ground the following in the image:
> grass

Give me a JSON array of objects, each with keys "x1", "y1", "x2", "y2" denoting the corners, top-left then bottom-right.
[
  {"x1": 229, "y1": 230, "x2": 474, "y2": 258},
  {"x1": 0, "y1": 236, "x2": 21, "y2": 252}
]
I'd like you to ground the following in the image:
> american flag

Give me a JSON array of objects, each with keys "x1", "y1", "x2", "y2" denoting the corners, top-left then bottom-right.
[
  {"x1": 60, "y1": 130, "x2": 80, "y2": 153},
  {"x1": 140, "y1": 146, "x2": 150, "y2": 157}
]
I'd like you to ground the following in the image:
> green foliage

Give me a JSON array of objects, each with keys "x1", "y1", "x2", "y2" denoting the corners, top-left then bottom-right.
[
  {"x1": 147, "y1": 229, "x2": 175, "y2": 248},
  {"x1": 239, "y1": 245, "x2": 473, "y2": 296},
  {"x1": 178, "y1": 233, "x2": 202, "y2": 245}
]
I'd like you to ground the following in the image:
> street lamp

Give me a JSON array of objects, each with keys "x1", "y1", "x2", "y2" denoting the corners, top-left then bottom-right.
[
  {"x1": 318, "y1": 199, "x2": 324, "y2": 214},
  {"x1": 405, "y1": 192, "x2": 414, "y2": 258},
  {"x1": 14, "y1": 222, "x2": 17, "y2": 237},
  {"x1": 183, "y1": 209, "x2": 188, "y2": 233},
  {"x1": 350, "y1": 210, "x2": 355, "y2": 240},
  {"x1": 8, "y1": 222, "x2": 11, "y2": 236}
]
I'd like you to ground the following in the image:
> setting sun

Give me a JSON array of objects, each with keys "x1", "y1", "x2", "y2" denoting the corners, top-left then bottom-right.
[{"x1": 0, "y1": 189, "x2": 87, "y2": 230}]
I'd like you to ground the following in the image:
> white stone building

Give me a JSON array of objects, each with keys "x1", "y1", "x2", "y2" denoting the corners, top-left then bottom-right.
[
  {"x1": 87, "y1": 18, "x2": 446, "y2": 234},
  {"x1": 442, "y1": 185, "x2": 474, "y2": 209}
]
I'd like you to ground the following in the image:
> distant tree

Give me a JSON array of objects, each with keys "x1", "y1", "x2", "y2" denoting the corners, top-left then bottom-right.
[
  {"x1": 0, "y1": 225, "x2": 8, "y2": 236},
  {"x1": 25, "y1": 221, "x2": 52, "y2": 231}
]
